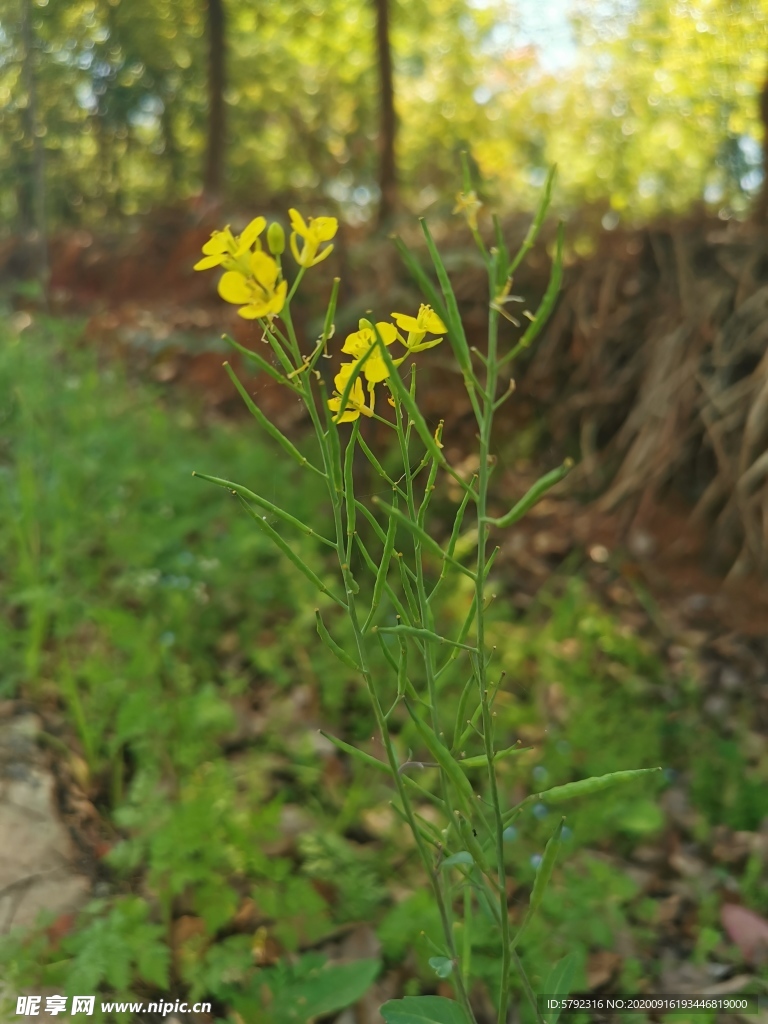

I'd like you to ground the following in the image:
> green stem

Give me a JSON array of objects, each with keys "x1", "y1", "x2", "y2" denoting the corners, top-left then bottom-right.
[{"x1": 475, "y1": 302, "x2": 514, "y2": 1024}]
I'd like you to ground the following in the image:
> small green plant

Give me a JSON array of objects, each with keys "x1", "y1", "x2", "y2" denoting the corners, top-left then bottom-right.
[{"x1": 192, "y1": 163, "x2": 661, "y2": 1022}]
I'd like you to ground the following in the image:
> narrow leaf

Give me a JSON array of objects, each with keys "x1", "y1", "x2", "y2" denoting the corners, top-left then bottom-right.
[
  {"x1": 192, "y1": 471, "x2": 335, "y2": 547},
  {"x1": 222, "y1": 361, "x2": 324, "y2": 476},
  {"x1": 234, "y1": 494, "x2": 346, "y2": 608},
  {"x1": 221, "y1": 334, "x2": 300, "y2": 391}
]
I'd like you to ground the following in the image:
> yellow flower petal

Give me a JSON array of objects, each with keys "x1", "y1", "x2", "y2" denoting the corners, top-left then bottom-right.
[
  {"x1": 250, "y1": 250, "x2": 279, "y2": 288},
  {"x1": 312, "y1": 217, "x2": 338, "y2": 242},
  {"x1": 328, "y1": 397, "x2": 359, "y2": 423},
  {"x1": 341, "y1": 329, "x2": 369, "y2": 359},
  {"x1": 409, "y1": 337, "x2": 443, "y2": 353},
  {"x1": 288, "y1": 208, "x2": 308, "y2": 236},
  {"x1": 363, "y1": 351, "x2": 390, "y2": 384},
  {"x1": 391, "y1": 312, "x2": 420, "y2": 333},
  {"x1": 193, "y1": 254, "x2": 224, "y2": 271},
  {"x1": 311, "y1": 243, "x2": 334, "y2": 265},
  {"x1": 238, "y1": 216, "x2": 266, "y2": 252},
  {"x1": 272, "y1": 279, "x2": 288, "y2": 312},
  {"x1": 218, "y1": 271, "x2": 252, "y2": 305},
  {"x1": 421, "y1": 308, "x2": 447, "y2": 334},
  {"x1": 202, "y1": 229, "x2": 232, "y2": 255}
]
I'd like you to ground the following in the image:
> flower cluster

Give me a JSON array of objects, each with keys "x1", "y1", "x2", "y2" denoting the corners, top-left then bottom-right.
[
  {"x1": 194, "y1": 209, "x2": 447, "y2": 425},
  {"x1": 328, "y1": 304, "x2": 447, "y2": 423},
  {"x1": 194, "y1": 209, "x2": 338, "y2": 320}
]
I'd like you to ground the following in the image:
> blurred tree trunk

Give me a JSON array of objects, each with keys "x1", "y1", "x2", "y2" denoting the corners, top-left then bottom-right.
[
  {"x1": 754, "y1": 71, "x2": 768, "y2": 223},
  {"x1": 373, "y1": 0, "x2": 398, "y2": 226},
  {"x1": 203, "y1": 0, "x2": 226, "y2": 197},
  {"x1": 19, "y1": 0, "x2": 48, "y2": 289}
]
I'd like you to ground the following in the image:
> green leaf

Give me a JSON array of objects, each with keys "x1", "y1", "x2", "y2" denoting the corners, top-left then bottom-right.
[
  {"x1": 428, "y1": 956, "x2": 454, "y2": 978},
  {"x1": 542, "y1": 952, "x2": 580, "y2": 1024},
  {"x1": 381, "y1": 996, "x2": 472, "y2": 1024},
  {"x1": 268, "y1": 957, "x2": 381, "y2": 1022},
  {"x1": 222, "y1": 361, "x2": 324, "y2": 477},
  {"x1": 233, "y1": 492, "x2": 347, "y2": 609},
  {"x1": 320, "y1": 730, "x2": 389, "y2": 773},
  {"x1": 192, "y1": 470, "x2": 335, "y2": 547}
]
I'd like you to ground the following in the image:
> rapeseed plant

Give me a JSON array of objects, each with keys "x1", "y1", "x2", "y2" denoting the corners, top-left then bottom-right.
[{"x1": 193, "y1": 168, "x2": 657, "y2": 1024}]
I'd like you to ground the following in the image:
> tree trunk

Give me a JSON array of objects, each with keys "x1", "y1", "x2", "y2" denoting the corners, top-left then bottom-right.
[
  {"x1": 373, "y1": 0, "x2": 398, "y2": 226},
  {"x1": 203, "y1": 0, "x2": 226, "y2": 197},
  {"x1": 754, "y1": 71, "x2": 768, "y2": 223},
  {"x1": 19, "y1": 0, "x2": 48, "y2": 289}
]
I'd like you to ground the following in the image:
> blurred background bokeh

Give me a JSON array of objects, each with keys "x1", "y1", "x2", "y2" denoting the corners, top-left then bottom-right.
[{"x1": 1, "y1": 0, "x2": 766, "y2": 236}]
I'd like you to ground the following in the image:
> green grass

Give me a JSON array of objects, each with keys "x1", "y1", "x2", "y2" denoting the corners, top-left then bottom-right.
[{"x1": 1, "y1": 313, "x2": 766, "y2": 1021}]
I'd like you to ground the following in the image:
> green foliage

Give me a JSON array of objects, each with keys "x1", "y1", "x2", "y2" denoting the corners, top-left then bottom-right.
[
  {"x1": 298, "y1": 830, "x2": 387, "y2": 921},
  {"x1": 689, "y1": 736, "x2": 767, "y2": 832},
  {"x1": 58, "y1": 898, "x2": 170, "y2": 995},
  {"x1": 1, "y1": 0, "x2": 764, "y2": 229},
  {"x1": 249, "y1": 955, "x2": 381, "y2": 1024},
  {"x1": 381, "y1": 996, "x2": 472, "y2": 1024},
  {"x1": 549, "y1": 0, "x2": 768, "y2": 217}
]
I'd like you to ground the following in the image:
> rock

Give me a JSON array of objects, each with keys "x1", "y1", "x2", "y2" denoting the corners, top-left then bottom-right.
[{"x1": 0, "y1": 712, "x2": 91, "y2": 1021}]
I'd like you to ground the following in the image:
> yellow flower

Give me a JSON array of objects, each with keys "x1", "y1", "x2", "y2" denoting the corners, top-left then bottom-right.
[
  {"x1": 341, "y1": 319, "x2": 398, "y2": 385},
  {"x1": 289, "y1": 208, "x2": 338, "y2": 267},
  {"x1": 453, "y1": 190, "x2": 482, "y2": 231},
  {"x1": 327, "y1": 363, "x2": 374, "y2": 423},
  {"x1": 391, "y1": 304, "x2": 448, "y2": 353},
  {"x1": 194, "y1": 217, "x2": 266, "y2": 272},
  {"x1": 218, "y1": 251, "x2": 287, "y2": 320}
]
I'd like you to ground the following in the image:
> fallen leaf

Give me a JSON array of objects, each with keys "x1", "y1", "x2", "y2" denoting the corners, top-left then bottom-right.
[
  {"x1": 721, "y1": 903, "x2": 768, "y2": 965},
  {"x1": 587, "y1": 950, "x2": 622, "y2": 990}
]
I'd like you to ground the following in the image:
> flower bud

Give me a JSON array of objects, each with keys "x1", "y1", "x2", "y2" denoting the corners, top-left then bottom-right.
[{"x1": 267, "y1": 222, "x2": 285, "y2": 256}]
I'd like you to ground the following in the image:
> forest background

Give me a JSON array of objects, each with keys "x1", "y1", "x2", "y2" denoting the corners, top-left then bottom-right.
[{"x1": 2, "y1": 0, "x2": 767, "y2": 241}]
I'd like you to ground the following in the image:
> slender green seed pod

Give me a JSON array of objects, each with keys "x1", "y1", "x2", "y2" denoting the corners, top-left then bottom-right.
[
  {"x1": 315, "y1": 610, "x2": 361, "y2": 671},
  {"x1": 485, "y1": 459, "x2": 573, "y2": 529},
  {"x1": 530, "y1": 818, "x2": 565, "y2": 913},
  {"x1": 535, "y1": 767, "x2": 663, "y2": 807},
  {"x1": 376, "y1": 625, "x2": 477, "y2": 652},
  {"x1": 404, "y1": 701, "x2": 477, "y2": 819}
]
